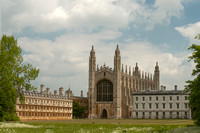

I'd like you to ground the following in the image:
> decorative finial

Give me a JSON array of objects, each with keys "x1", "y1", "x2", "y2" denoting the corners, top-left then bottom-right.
[
  {"x1": 92, "y1": 45, "x2": 94, "y2": 50},
  {"x1": 115, "y1": 44, "x2": 120, "y2": 56},
  {"x1": 142, "y1": 71, "x2": 144, "y2": 78},
  {"x1": 125, "y1": 65, "x2": 127, "y2": 74},
  {"x1": 122, "y1": 64, "x2": 124, "y2": 72},
  {"x1": 156, "y1": 62, "x2": 158, "y2": 66}
]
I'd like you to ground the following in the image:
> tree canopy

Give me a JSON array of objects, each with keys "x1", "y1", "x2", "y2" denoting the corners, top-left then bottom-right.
[
  {"x1": 73, "y1": 101, "x2": 85, "y2": 118},
  {"x1": 0, "y1": 35, "x2": 39, "y2": 121},
  {"x1": 185, "y1": 34, "x2": 200, "y2": 125}
]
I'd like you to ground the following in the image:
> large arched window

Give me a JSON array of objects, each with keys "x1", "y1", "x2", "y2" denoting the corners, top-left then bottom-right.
[{"x1": 97, "y1": 80, "x2": 113, "y2": 101}]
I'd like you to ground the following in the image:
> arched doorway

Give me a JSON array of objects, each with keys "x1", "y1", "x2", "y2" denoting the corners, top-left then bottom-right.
[{"x1": 101, "y1": 109, "x2": 107, "y2": 118}]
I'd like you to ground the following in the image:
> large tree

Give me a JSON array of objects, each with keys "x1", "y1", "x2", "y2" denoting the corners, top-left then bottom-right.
[
  {"x1": 0, "y1": 35, "x2": 39, "y2": 121},
  {"x1": 73, "y1": 101, "x2": 85, "y2": 118},
  {"x1": 185, "y1": 34, "x2": 200, "y2": 125}
]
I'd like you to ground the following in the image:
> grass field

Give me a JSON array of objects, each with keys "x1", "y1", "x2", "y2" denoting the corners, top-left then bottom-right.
[{"x1": 0, "y1": 119, "x2": 199, "y2": 133}]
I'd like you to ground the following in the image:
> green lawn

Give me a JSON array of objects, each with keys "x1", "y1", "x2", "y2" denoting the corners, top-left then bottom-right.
[{"x1": 0, "y1": 119, "x2": 199, "y2": 133}]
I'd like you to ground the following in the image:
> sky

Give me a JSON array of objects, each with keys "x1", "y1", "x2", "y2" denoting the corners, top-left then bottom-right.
[{"x1": 1, "y1": 0, "x2": 200, "y2": 96}]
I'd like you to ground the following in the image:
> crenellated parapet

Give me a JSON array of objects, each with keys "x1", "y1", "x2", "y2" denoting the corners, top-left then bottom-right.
[{"x1": 96, "y1": 63, "x2": 113, "y2": 74}]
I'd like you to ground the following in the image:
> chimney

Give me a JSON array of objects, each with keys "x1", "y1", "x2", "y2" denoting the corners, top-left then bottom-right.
[
  {"x1": 46, "y1": 88, "x2": 50, "y2": 94},
  {"x1": 81, "y1": 91, "x2": 83, "y2": 97},
  {"x1": 59, "y1": 87, "x2": 63, "y2": 96},
  {"x1": 40, "y1": 84, "x2": 44, "y2": 93},
  {"x1": 174, "y1": 85, "x2": 177, "y2": 91},
  {"x1": 54, "y1": 90, "x2": 57, "y2": 95},
  {"x1": 161, "y1": 85, "x2": 163, "y2": 90}
]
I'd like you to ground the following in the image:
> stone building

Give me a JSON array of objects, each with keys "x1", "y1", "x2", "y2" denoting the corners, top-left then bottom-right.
[
  {"x1": 16, "y1": 84, "x2": 73, "y2": 120},
  {"x1": 88, "y1": 45, "x2": 160, "y2": 119},
  {"x1": 132, "y1": 85, "x2": 191, "y2": 119},
  {"x1": 65, "y1": 89, "x2": 88, "y2": 118}
]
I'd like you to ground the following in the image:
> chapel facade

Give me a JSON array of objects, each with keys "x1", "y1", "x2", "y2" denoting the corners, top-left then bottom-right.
[{"x1": 88, "y1": 45, "x2": 160, "y2": 119}]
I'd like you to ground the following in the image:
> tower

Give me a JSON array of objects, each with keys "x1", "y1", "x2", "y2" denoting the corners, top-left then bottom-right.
[
  {"x1": 88, "y1": 46, "x2": 96, "y2": 118},
  {"x1": 154, "y1": 62, "x2": 160, "y2": 90},
  {"x1": 114, "y1": 44, "x2": 122, "y2": 118}
]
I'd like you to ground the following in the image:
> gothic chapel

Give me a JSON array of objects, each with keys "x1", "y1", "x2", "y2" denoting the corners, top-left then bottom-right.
[{"x1": 88, "y1": 45, "x2": 160, "y2": 119}]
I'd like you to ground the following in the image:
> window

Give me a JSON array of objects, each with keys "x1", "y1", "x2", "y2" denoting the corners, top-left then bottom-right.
[
  {"x1": 156, "y1": 97, "x2": 158, "y2": 101},
  {"x1": 170, "y1": 96, "x2": 172, "y2": 101},
  {"x1": 142, "y1": 112, "x2": 145, "y2": 118},
  {"x1": 156, "y1": 103, "x2": 159, "y2": 109},
  {"x1": 156, "y1": 112, "x2": 158, "y2": 119},
  {"x1": 136, "y1": 112, "x2": 138, "y2": 117},
  {"x1": 97, "y1": 80, "x2": 113, "y2": 101},
  {"x1": 149, "y1": 97, "x2": 152, "y2": 101},
  {"x1": 177, "y1": 112, "x2": 179, "y2": 116},
  {"x1": 170, "y1": 112, "x2": 172, "y2": 116},
  {"x1": 170, "y1": 103, "x2": 172, "y2": 109},
  {"x1": 136, "y1": 97, "x2": 138, "y2": 101},
  {"x1": 177, "y1": 96, "x2": 179, "y2": 101},
  {"x1": 185, "y1": 96, "x2": 188, "y2": 100},
  {"x1": 142, "y1": 97, "x2": 145, "y2": 101},
  {"x1": 142, "y1": 103, "x2": 145, "y2": 109},
  {"x1": 185, "y1": 103, "x2": 188, "y2": 109},
  {"x1": 149, "y1": 112, "x2": 151, "y2": 118},
  {"x1": 163, "y1": 96, "x2": 165, "y2": 101},
  {"x1": 163, "y1": 103, "x2": 165, "y2": 109},
  {"x1": 149, "y1": 103, "x2": 152, "y2": 109},
  {"x1": 185, "y1": 112, "x2": 187, "y2": 117},
  {"x1": 177, "y1": 103, "x2": 179, "y2": 109},
  {"x1": 163, "y1": 112, "x2": 165, "y2": 118},
  {"x1": 136, "y1": 103, "x2": 138, "y2": 109}
]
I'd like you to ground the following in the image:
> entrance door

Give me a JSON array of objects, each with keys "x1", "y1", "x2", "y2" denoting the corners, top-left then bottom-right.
[{"x1": 101, "y1": 109, "x2": 107, "y2": 118}]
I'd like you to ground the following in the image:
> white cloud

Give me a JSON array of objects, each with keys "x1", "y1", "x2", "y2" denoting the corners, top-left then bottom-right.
[
  {"x1": 2, "y1": 0, "x2": 186, "y2": 34},
  {"x1": 175, "y1": 21, "x2": 200, "y2": 43}
]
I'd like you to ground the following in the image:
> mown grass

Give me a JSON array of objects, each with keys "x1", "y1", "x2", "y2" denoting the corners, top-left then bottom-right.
[{"x1": 0, "y1": 119, "x2": 198, "y2": 133}]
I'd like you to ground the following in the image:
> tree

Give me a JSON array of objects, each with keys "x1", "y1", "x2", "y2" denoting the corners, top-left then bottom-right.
[
  {"x1": 73, "y1": 101, "x2": 85, "y2": 118},
  {"x1": 0, "y1": 35, "x2": 39, "y2": 121},
  {"x1": 185, "y1": 34, "x2": 200, "y2": 125}
]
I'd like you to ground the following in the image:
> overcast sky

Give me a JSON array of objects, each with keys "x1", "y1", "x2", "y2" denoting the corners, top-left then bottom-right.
[{"x1": 1, "y1": 0, "x2": 200, "y2": 96}]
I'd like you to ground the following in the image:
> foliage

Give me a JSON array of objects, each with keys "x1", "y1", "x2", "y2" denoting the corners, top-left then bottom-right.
[
  {"x1": 73, "y1": 101, "x2": 85, "y2": 118},
  {"x1": 185, "y1": 34, "x2": 200, "y2": 126},
  {"x1": 0, "y1": 35, "x2": 39, "y2": 121},
  {"x1": 0, "y1": 119, "x2": 195, "y2": 133}
]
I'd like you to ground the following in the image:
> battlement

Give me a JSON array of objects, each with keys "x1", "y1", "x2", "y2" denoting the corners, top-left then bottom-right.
[{"x1": 96, "y1": 63, "x2": 113, "y2": 74}]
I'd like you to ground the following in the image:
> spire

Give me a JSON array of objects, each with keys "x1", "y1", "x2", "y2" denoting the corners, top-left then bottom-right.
[
  {"x1": 129, "y1": 66, "x2": 131, "y2": 75},
  {"x1": 132, "y1": 67, "x2": 134, "y2": 75},
  {"x1": 155, "y1": 62, "x2": 159, "y2": 70},
  {"x1": 90, "y1": 45, "x2": 95, "y2": 56},
  {"x1": 97, "y1": 64, "x2": 99, "y2": 71},
  {"x1": 115, "y1": 44, "x2": 120, "y2": 56},
  {"x1": 122, "y1": 64, "x2": 124, "y2": 72},
  {"x1": 142, "y1": 71, "x2": 144, "y2": 79},
  {"x1": 135, "y1": 62, "x2": 139, "y2": 72},
  {"x1": 125, "y1": 65, "x2": 127, "y2": 74}
]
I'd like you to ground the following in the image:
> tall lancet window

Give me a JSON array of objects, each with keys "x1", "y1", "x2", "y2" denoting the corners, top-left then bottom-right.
[{"x1": 97, "y1": 80, "x2": 113, "y2": 101}]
